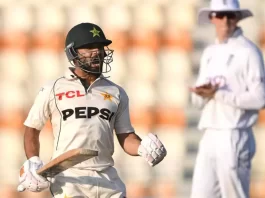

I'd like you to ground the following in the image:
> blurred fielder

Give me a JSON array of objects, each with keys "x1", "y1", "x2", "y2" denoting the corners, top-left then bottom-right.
[
  {"x1": 18, "y1": 22, "x2": 166, "y2": 198},
  {"x1": 190, "y1": 0, "x2": 265, "y2": 197}
]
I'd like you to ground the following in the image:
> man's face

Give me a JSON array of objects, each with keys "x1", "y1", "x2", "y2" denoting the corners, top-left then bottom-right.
[
  {"x1": 210, "y1": 11, "x2": 240, "y2": 39},
  {"x1": 76, "y1": 44, "x2": 105, "y2": 73}
]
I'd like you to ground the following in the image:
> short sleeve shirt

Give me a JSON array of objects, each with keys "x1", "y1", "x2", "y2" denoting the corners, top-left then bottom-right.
[{"x1": 24, "y1": 68, "x2": 134, "y2": 171}]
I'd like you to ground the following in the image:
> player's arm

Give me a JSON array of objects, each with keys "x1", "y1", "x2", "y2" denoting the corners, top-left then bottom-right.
[
  {"x1": 24, "y1": 127, "x2": 41, "y2": 159},
  {"x1": 116, "y1": 132, "x2": 167, "y2": 166},
  {"x1": 115, "y1": 88, "x2": 166, "y2": 166},
  {"x1": 18, "y1": 85, "x2": 53, "y2": 192},
  {"x1": 214, "y1": 48, "x2": 265, "y2": 109},
  {"x1": 114, "y1": 89, "x2": 141, "y2": 156},
  {"x1": 191, "y1": 48, "x2": 211, "y2": 109},
  {"x1": 116, "y1": 132, "x2": 141, "y2": 156},
  {"x1": 23, "y1": 85, "x2": 52, "y2": 158}
]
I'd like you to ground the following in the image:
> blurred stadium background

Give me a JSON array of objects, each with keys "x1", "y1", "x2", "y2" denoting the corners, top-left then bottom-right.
[{"x1": 0, "y1": 0, "x2": 265, "y2": 197}]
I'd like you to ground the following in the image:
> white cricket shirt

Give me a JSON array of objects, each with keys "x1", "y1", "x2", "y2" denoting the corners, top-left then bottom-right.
[
  {"x1": 24, "y1": 68, "x2": 135, "y2": 171},
  {"x1": 192, "y1": 28, "x2": 265, "y2": 130}
]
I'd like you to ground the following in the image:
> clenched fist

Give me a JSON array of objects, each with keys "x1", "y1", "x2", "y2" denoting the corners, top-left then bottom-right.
[
  {"x1": 138, "y1": 133, "x2": 167, "y2": 167},
  {"x1": 18, "y1": 156, "x2": 49, "y2": 192}
]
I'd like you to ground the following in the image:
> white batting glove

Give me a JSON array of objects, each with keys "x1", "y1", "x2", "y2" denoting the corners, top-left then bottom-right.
[
  {"x1": 18, "y1": 156, "x2": 49, "y2": 192},
  {"x1": 138, "y1": 133, "x2": 167, "y2": 167}
]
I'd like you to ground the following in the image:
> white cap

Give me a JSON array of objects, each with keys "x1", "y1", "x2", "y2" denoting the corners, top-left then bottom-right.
[{"x1": 198, "y1": 0, "x2": 253, "y2": 24}]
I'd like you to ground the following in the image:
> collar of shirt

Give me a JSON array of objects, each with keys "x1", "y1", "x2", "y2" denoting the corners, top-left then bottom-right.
[
  {"x1": 64, "y1": 67, "x2": 105, "y2": 81},
  {"x1": 215, "y1": 27, "x2": 243, "y2": 44}
]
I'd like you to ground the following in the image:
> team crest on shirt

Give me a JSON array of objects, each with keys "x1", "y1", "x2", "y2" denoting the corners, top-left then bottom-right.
[{"x1": 101, "y1": 92, "x2": 113, "y2": 101}]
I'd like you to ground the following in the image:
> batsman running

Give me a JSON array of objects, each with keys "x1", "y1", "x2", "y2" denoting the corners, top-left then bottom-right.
[
  {"x1": 190, "y1": 0, "x2": 265, "y2": 197},
  {"x1": 17, "y1": 22, "x2": 167, "y2": 198}
]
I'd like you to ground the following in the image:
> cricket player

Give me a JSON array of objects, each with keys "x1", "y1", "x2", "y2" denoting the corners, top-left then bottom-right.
[
  {"x1": 190, "y1": 0, "x2": 265, "y2": 197},
  {"x1": 18, "y1": 22, "x2": 167, "y2": 198}
]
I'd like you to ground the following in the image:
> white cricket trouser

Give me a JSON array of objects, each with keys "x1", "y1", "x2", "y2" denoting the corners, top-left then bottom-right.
[
  {"x1": 50, "y1": 166, "x2": 126, "y2": 198},
  {"x1": 190, "y1": 128, "x2": 256, "y2": 198}
]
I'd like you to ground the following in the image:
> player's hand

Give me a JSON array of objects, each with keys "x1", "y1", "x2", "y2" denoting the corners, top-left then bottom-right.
[
  {"x1": 190, "y1": 83, "x2": 218, "y2": 99},
  {"x1": 138, "y1": 133, "x2": 167, "y2": 167},
  {"x1": 18, "y1": 156, "x2": 49, "y2": 192}
]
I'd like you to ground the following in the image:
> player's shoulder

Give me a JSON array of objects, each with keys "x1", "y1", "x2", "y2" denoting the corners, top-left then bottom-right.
[
  {"x1": 202, "y1": 44, "x2": 216, "y2": 55},
  {"x1": 204, "y1": 44, "x2": 215, "y2": 51},
  {"x1": 237, "y1": 35, "x2": 262, "y2": 55},
  {"x1": 200, "y1": 44, "x2": 216, "y2": 61},
  {"x1": 101, "y1": 78, "x2": 128, "y2": 97},
  {"x1": 38, "y1": 78, "x2": 64, "y2": 94}
]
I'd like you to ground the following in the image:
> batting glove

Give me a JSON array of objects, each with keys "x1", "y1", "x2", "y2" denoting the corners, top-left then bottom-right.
[
  {"x1": 138, "y1": 133, "x2": 167, "y2": 167},
  {"x1": 18, "y1": 156, "x2": 49, "y2": 192}
]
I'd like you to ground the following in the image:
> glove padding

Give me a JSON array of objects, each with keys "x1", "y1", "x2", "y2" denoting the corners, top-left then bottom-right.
[
  {"x1": 18, "y1": 156, "x2": 49, "y2": 192},
  {"x1": 138, "y1": 133, "x2": 167, "y2": 167}
]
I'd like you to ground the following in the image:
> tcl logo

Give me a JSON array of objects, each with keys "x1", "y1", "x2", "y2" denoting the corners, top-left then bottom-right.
[
  {"x1": 62, "y1": 107, "x2": 115, "y2": 121},
  {"x1": 56, "y1": 90, "x2": 85, "y2": 100}
]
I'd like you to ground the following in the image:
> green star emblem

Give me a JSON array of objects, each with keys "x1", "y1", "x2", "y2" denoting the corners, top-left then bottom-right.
[{"x1": 90, "y1": 27, "x2": 100, "y2": 37}]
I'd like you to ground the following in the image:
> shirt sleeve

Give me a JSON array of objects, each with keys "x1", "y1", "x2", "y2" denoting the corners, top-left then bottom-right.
[
  {"x1": 114, "y1": 88, "x2": 135, "y2": 134},
  {"x1": 191, "y1": 48, "x2": 211, "y2": 109},
  {"x1": 214, "y1": 47, "x2": 265, "y2": 109},
  {"x1": 24, "y1": 85, "x2": 53, "y2": 130}
]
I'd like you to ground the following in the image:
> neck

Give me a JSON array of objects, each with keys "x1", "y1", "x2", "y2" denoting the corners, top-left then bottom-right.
[
  {"x1": 74, "y1": 68, "x2": 100, "y2": 84},
  {"x1": 216, "y1": 28, "x2": 238, "y2": 43},
  {"x1": 217, "y1": 35, "x2": 228, "y2": 43}
]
